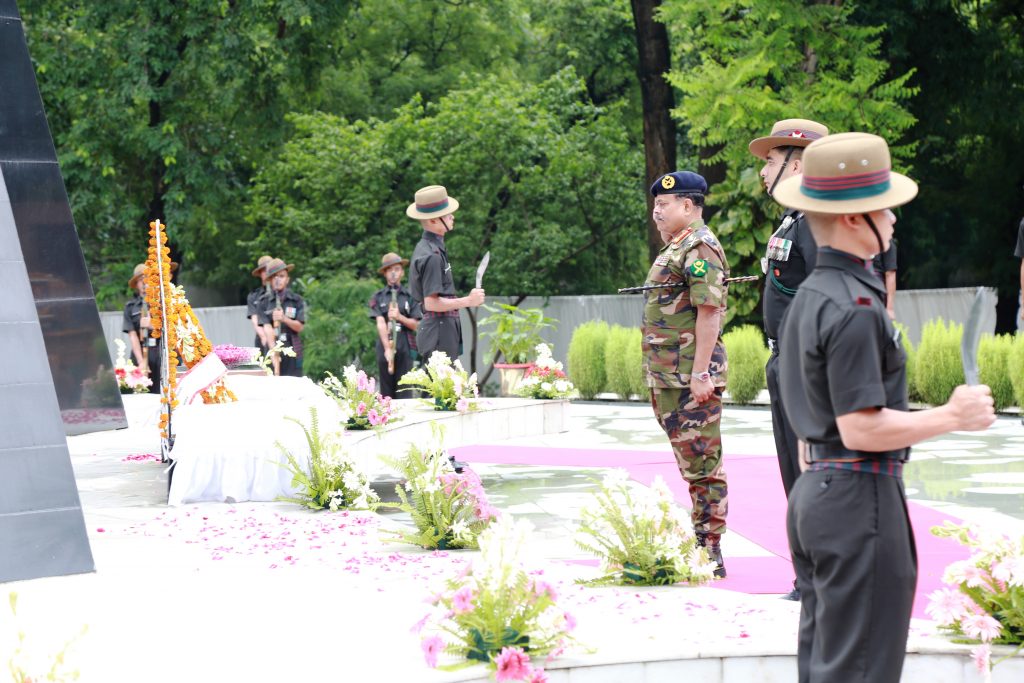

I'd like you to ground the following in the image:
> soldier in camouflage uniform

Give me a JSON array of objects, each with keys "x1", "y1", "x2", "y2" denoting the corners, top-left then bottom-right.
[{"x1": 642, "y1": 170, "x2": 730, "y2": 578}]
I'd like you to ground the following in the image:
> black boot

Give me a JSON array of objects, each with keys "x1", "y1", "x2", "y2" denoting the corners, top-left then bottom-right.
[
  {"x1": 783, "y1": 579, "x2": 800, "y2": 601},
  {"x1": 696, "y1": 532, "x2": 726, "y2": 578}
]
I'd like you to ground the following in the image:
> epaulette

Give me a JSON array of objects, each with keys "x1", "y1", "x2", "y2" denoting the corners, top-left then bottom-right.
[{"x1": 701, "y1": 233, "x2": 719, "y2": 248}]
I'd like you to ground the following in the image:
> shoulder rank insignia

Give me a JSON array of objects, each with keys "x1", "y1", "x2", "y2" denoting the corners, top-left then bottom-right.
[{"x1": 689, "y1": 259, "x2": 708, "y2": 277}]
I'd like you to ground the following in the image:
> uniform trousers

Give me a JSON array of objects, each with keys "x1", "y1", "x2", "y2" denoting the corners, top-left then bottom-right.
[
  {"x1": 650, "y1": 386, "x2": 728, "y2": 538},
  {"x1": 766, "y1": 349, "x2": 800, "y2": 496},
  {"x1": 375, "y1": 340, "x2": 414, "y2": 399},
  {"x1": 787, "y1": 468, "x2": 917, "y2": 683},
  {"x1": 416, "y1": 316, "x2": 461, "y2": 365}
]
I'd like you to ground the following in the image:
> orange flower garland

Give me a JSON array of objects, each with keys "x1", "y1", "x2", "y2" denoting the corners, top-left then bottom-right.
[{"x1": 143, "y1": 220, "x2": 236, "y2": 440}]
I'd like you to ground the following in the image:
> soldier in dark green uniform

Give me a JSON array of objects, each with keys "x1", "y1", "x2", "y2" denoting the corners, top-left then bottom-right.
[
  {"x1": 642, "y1": 170, "x2": 729, "y2": 578},
  {"x1": 774, "y1": 133, "x2": 996, "y2": 683},
  {"x1": 406, "y1": 185, "x2": 485, "y2": 364},
  {"x1": 258, "y1": 258, "x2": 306, "y2": 377},
  {"x1": 749, "y1": 118, "x2": 828, "y2": 600},
  {"x1": 247, "y1": 255, "x2": 273, "y2": 353},
  {"x1": 368, "y1": 251, "x2": 422, "y2": 398}
]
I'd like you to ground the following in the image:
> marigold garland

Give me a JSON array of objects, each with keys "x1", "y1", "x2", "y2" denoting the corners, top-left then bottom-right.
[{"x1": 144, "y1": 220, "x2": 236, "y2": 439}]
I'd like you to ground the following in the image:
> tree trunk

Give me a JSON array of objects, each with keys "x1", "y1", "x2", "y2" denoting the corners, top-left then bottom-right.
[{"x1": 630, "y1": 0, "x2": 677, "y2": 262}]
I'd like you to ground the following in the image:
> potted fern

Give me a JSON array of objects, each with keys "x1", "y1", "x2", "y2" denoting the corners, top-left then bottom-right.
[{"x1": 479, "y1": 303, "x2": 557, "y2": 396}]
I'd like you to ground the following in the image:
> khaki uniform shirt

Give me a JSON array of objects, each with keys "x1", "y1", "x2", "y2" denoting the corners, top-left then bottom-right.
[{"x1": 641, "y1": 219, "x2": 729, "y2": 389}]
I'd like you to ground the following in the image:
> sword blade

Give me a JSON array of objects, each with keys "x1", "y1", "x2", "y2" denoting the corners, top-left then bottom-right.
[
  {"x1": 960, "y1": 286, "x2": 986, "y2": 385},
  {"x1": 475, "y1": 251, "x2": 490, "y2": 289}
]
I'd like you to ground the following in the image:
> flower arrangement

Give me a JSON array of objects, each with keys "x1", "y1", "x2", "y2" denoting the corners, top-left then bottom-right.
[
  {"x1": 212, "y1": 344, "x2": 258, "y2": 368},
  {"x1": 515, "y1": 344, "x2": 575, "y2": 400},
  {"x1": 320, "y1": 366, "x2": 398, "y2": 431},
  {"x1": 927, "y1": 522, "x2": 1024, "y2": 673},
  {"x1": 112, "y1": 339, "x2": 152, "y2": 394},
  {"x1": 574, "y1": 470, "x2": 718, "y2": 586},
  {"x1": 398, "y1": 351, "x2": 479, "y2": 412},
  {"x1": 276, "y1": 407, "x2": 379, "y2": 511},
  {"x1": 417, "y1": 515, "x2": 577, "y2": 680},
  {"x1": 382, "y1": 424, "x2": 497, "y2": 549},
  {"x1": 143, "y1": 220, "x2": 235, "y2": 439},
  {"x1": 254, "y1": 340, "x2": 296, "y2": 375}
]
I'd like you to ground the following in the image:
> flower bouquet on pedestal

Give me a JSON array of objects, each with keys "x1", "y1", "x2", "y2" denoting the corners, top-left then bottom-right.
[
  {"x1": 113, "y1": 339, "x2": 152, "y2": 394},
  {"x1": 515, "y1": 344, "x2": 576, "y2": 400},
  {"x1": 382, "y1": 424, "x2": 496, "y2": 550},
  {"x1": 927, "y1": 522, "x2": 1024, "y2": 675},
  {"x1": 212, "y1": 344, "x2": 258, "y2": 369},
  {"x1": 398, "y1": 351, "x2": 479, "y2": 412},
  {"x1": 276, "y1": 407, "x2": 379, "y2": 511},
  {"x1": 320, "y1": 366, "x2": 398, "y2": 431},
  {"x1": 574, "y1": 470, "x2": 718, "y2": 586},
  {"x1": 416, "y1": 515, "x2": 578, "y2": 681}
]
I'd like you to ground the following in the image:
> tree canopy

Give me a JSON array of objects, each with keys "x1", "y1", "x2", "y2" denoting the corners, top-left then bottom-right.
[{"x1": 17, "y1": 0, "x2": 1024, "y2": 331}]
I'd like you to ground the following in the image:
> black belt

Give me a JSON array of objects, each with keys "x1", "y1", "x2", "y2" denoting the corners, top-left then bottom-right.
[{"x1": 808, "y1": 443, "x2": 910, "y2": 463}]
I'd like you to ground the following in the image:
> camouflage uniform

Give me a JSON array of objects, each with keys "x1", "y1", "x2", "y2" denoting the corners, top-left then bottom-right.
[{"x1": 643, "y1": 218, "x2": 730, "y2": 541}]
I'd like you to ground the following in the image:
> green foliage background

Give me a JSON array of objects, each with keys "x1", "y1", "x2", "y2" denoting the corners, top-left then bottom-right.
[
  {"x1": 915, "y1": 318, "x2": 965, "y2": 406},
  {"x1": 568, "y1": 320, "x2": 610, "y2": 400},
  {"x1": 17, "y1": 0, "x2": 1024, "y2": 335},
  {"x1": 721, "y1": 324, "x2": 769, "y2": 404}
]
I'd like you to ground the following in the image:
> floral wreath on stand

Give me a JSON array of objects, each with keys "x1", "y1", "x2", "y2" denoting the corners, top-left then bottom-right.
[{"x1": 143, "y1": 220, "x2": 236, "y2": 441}]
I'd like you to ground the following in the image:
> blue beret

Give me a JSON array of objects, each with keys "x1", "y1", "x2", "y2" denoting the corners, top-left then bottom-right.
[{"x1": 650, "y1": 171, "x2": 708, "y2": 196}]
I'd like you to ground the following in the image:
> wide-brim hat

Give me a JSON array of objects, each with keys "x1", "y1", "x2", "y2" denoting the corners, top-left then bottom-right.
[
  {"x1": 251, "y1": 254, "x2": 273, "y2": 277},
  {"x1": 378, "y1": 252, "x2": 409, "y2": 274},
  {"x1": 265, "y1": 257, "x2": 294, "y2": 277},
  {"x1": 749, "y1": 118, "x2": 829, "y2": 160},
  {"x1": 129, "y1": 261, "x2": 178, "y2": 288},
  {"x1": 772, "y1": 132, "x2": 918, "y2": 215},
  {"x1": 406, "y1": 185, "x2": 459, "y2": 220}
]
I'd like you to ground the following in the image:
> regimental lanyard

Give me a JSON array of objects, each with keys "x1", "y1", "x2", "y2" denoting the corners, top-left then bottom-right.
[{"x1": 761, "y1": 215, "x2": 795, "y2": 274}]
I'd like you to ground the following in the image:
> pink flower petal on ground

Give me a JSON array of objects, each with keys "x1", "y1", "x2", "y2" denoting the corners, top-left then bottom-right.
[{"x1": 96, "y1": 528, "x2": 105, "y2": 533}]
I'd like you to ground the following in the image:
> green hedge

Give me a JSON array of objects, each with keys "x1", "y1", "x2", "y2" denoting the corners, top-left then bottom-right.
[
  {"x1": 979, "y1": 334, "x2": 1015, "y2": 411},
  {"x1": 604, "y1": 326, "x2": 644, "y2": 400},
  {"x1": 915, "y1": 318, "x2": 964, "y2": 406},
  {"x1": 894, "y1": 322, "x2": 921, "y2": 402},
  {"x1": 721, "y1": 325, "x2": 768, "y2": 404},
  {"x1": 568, "y1": 320, "x2": 609, "y2": 400},
  {"x1": 1009, "y1": 334, "x2": 1024, "y2": 410},
  {"x1": 302, "y1": 274, "x2": 380, "y2": 381}
]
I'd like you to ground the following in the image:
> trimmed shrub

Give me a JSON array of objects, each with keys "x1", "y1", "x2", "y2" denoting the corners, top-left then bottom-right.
[
  {"x1": 915, "y1": 318, "x2": 964, "y2": 406},
  {"x1": 894, "y1": 322, "x2": 920, "y2": 402},
  {"x1": 1009, "y1": 333, "x2": 1024, "y2": 410},
  {"x1": 721, "y1": 325, "x2": 769, "y2": 404},
  {"x1": 979, "y1": 334, "x2": 1015, "y2": 411},
  {"x1": 568, "y1": 321, "x2": 609, "y2": 400},
  {"x1": 605, "y1": 326, "x2": 644, "y2": 400},
  {"x1": 302, "y1": 274, "x2": 380, "y2": 381}
]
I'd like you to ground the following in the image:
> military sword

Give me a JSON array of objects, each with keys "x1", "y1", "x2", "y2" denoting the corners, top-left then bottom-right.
[
  {"x1": 960, "y1": 286, "x2": 986, "y2": 386},
  {"x1": 475, "y1": 251, "x2": 491, "y2": 290},
  {"x1": 618, "y1": 275, "x2": 759, "y2": 294}
]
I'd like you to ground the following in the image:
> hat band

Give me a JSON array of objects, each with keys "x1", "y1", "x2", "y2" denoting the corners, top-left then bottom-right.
[
  {"x1": 773, "y1": 128, "x2": 823, "y2": 140},
  {"x1": 801, "y1": 168, "x2": 891, "y2": 201},
  {"x1": 415, "y1": 198, "x2": 450, "y2": 213}
]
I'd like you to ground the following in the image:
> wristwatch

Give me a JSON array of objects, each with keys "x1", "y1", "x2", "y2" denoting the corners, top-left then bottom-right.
[{"x1": 694, "y1": 371, "x2": 711, "y2": 383}]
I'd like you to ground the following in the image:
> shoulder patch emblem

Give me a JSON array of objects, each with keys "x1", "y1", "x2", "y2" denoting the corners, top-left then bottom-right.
[
  {"x1": 689, "y1": 259, "x2": 708, "y2": 277},
  {"x1": 856, "y1": 296, "x2": 872, "y2": 306}
]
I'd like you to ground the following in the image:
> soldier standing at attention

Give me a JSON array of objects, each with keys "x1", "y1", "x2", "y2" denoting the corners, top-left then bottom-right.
[
  {"x1": 259, "y1": 258, "x2": 305, "y2": 377},
  {"x1": 749, "y1": 118, "x2": 828, "y2": 600},
  {"x1": 774, "y1": 133, "x2": 995, "y2": 683},
  {"x1": 368, "y1": 251, "x2": 422, "y2": 398},
  {"x1": 247, "y1": 255, "x2": 273, "y2": 354},
  {"x1": 406, "y1": 185, "x2": 485, "y2": 364},
  {"x1": 642, "y1": 171, "x2": 730, "y2": 578}
]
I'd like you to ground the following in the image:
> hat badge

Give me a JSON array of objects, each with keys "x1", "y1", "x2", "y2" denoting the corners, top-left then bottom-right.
[
  {"x1": 789, "y1": 131, "x2": 805, "y2": 138},
  {"x1": 661, "y1": 175, "x2": 676, "y2": 190}
]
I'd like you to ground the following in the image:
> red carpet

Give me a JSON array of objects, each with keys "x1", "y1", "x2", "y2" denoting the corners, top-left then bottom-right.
[{"x1": 452, "y1": 445, "x2": 968, "y2": 618}]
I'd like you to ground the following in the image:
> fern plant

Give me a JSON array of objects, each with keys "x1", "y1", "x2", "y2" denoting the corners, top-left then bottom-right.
[
  {"x1": 574, "y1": 470, "x2": 717, "y2": 586},
  {"x1": 276, "y1": 406, "x2": 379, "y2": 511},
  {"x1": 381, "y1": 424, "x2": 497, "y2": 549}
]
